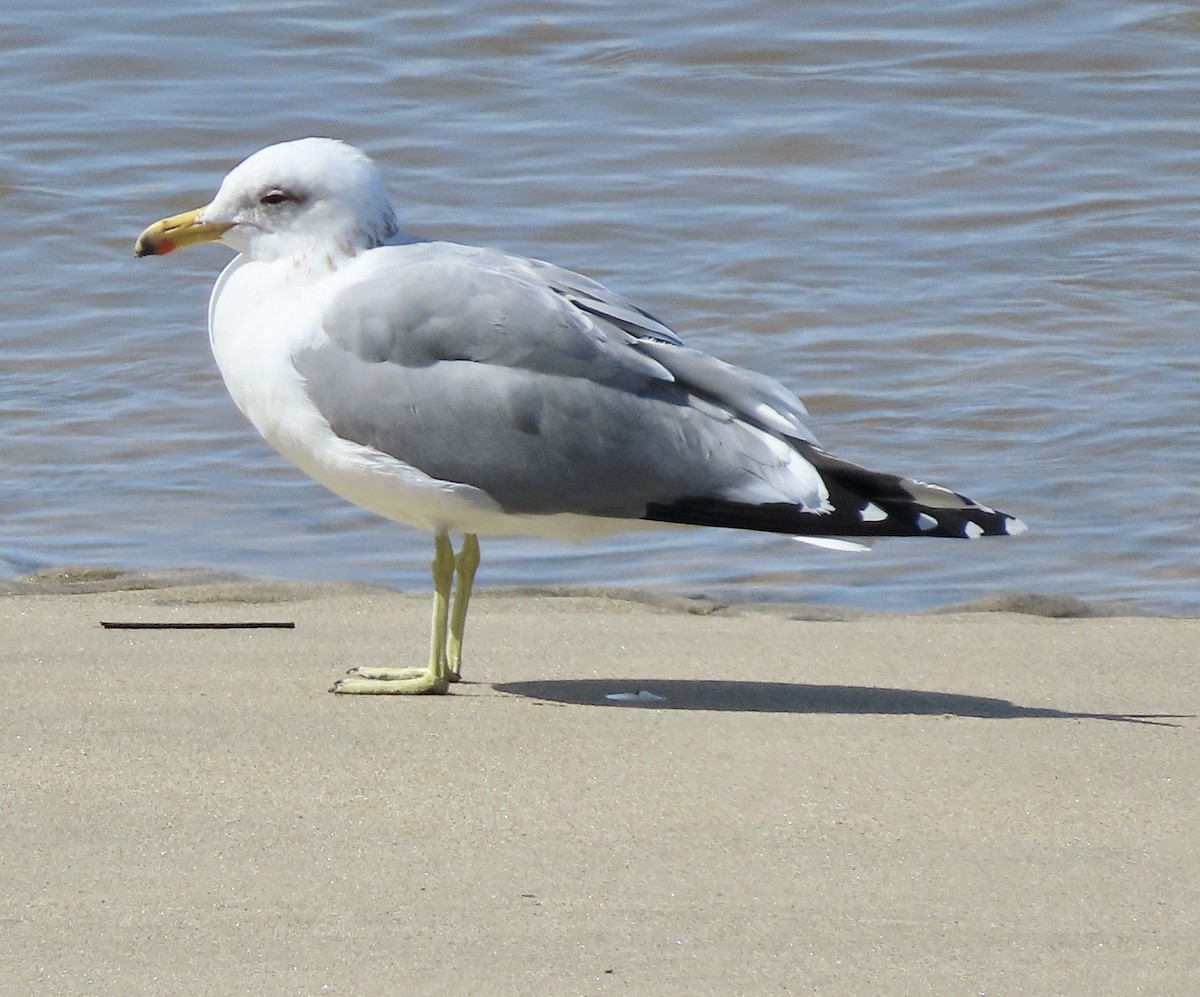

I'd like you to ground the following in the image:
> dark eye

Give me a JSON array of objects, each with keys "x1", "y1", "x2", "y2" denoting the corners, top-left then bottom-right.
[{"x1": 259, "y1": 188, "x2": 294, "y2": 206}]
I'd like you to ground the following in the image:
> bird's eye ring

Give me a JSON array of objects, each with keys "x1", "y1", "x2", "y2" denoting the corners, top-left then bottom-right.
[{"x1": 259, "y1": 189, "x2": 293, "y2": 206}]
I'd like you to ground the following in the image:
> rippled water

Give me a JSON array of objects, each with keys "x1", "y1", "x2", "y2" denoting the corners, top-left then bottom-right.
[{"x1": 3, "y1": 1, "x2": 1199, "y2": 613}]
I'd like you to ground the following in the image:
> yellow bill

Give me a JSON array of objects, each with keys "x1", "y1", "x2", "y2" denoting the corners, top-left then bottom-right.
[{"x1": 134, "y1": 207, "x2": 231, "y2": 257}]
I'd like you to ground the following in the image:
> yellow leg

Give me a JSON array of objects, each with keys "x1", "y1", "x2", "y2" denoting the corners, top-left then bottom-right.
[
  {"x1": 330, "y1": 533, "x2": 456, "y2": 695},
  {"x1": 446, "y1": 533, "x2": 480, "y2": 682}
]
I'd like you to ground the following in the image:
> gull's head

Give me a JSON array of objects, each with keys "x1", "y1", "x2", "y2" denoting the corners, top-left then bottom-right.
[{"x1": 135, "y1": 138, "x2": 401, "y2": 263}]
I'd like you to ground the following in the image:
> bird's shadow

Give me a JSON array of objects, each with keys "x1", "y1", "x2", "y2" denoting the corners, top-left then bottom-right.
[{"x1": 491, "y1": 678, "x2": 1190, "y2": 727}]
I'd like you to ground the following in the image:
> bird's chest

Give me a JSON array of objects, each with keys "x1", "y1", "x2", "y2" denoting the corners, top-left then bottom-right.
[{"x1": 207, "y1": 259, "x2": 330, "y2": 456}]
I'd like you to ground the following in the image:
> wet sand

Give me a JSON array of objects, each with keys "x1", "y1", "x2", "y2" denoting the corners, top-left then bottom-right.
[{"x1": 2, "y1": 570, "x2": 1196, "y2": 995}]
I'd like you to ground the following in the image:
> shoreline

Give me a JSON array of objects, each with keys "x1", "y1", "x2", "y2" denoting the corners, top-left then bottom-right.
[
  {"x1": 2, "y1": 567, "x2": 1196, "y2": 993},
  {"x1": 1, "y1": 563, "x2": 1184, "y2": 619}
]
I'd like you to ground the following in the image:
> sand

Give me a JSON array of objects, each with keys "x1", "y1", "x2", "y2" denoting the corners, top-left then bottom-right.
[{"x1": 1, "y1": 568, "x2": 1196, "y2": 995}]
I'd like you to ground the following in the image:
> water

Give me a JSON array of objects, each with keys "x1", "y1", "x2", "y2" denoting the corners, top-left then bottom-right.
[{"x1": 3, "y1": 1, "x2": 1199, "y2": 613}]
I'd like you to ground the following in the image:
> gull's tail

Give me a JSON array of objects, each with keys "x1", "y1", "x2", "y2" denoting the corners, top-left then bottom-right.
[{"x1": 643, "y1": 442, "x2": 1026, "y2": 540}]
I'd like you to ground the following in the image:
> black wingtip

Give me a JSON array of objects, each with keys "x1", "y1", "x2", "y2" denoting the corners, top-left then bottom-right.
[{"x1": 643, "y1": 496, "x2": 1023, "y2": 539}]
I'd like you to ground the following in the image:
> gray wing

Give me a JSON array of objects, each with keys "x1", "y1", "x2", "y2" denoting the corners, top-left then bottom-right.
[
  {"x1": 294, "y1": 242, "x2": 821, "y2": 518},
  {"x1": 320, "y1": 243, "x2": 676, "y2": 386},
  {"x1": 524, "y1": 256, "x2": 684, "y2": 345},
  {"x1": 384, "y1": 236, "x2": 684, "y2": 345},
  {"x1": 516, "y1": 249, "x2": 814, "y2": 440}
]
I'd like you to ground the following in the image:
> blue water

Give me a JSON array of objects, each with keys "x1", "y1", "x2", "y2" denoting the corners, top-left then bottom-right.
[{"x1": 2, "y1": 1, "x2": 1199, "y2": 613}]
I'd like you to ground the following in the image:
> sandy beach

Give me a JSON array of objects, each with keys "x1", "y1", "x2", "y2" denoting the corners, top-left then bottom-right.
[{"x1": 2, "y1": 568, "x2": 1196, "y2": 995}]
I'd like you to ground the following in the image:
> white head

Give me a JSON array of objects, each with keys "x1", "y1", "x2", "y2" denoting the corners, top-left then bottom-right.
[{"x1": 135, "y1": 138, "x2": 401, "y2": 263}]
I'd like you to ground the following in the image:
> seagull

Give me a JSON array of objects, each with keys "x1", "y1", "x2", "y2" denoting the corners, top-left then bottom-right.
[{"x1": 135, "y1": 138, "x2": 1024, "y2": 695}]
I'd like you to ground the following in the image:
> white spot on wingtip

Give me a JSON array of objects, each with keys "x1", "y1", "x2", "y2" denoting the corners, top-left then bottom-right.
[
  {"x1": 1005, "y1": 517, "x2": 1028, "y2": 536},
  {"x1": 916, "y1": 513, "x2": 938, "y2": 532},
  {"x1": 964, "y1": 521, "x2": 985, "y2": 539},
  {"x1": 860, "y1": 502, "x2": 888, "y2": 523}
]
